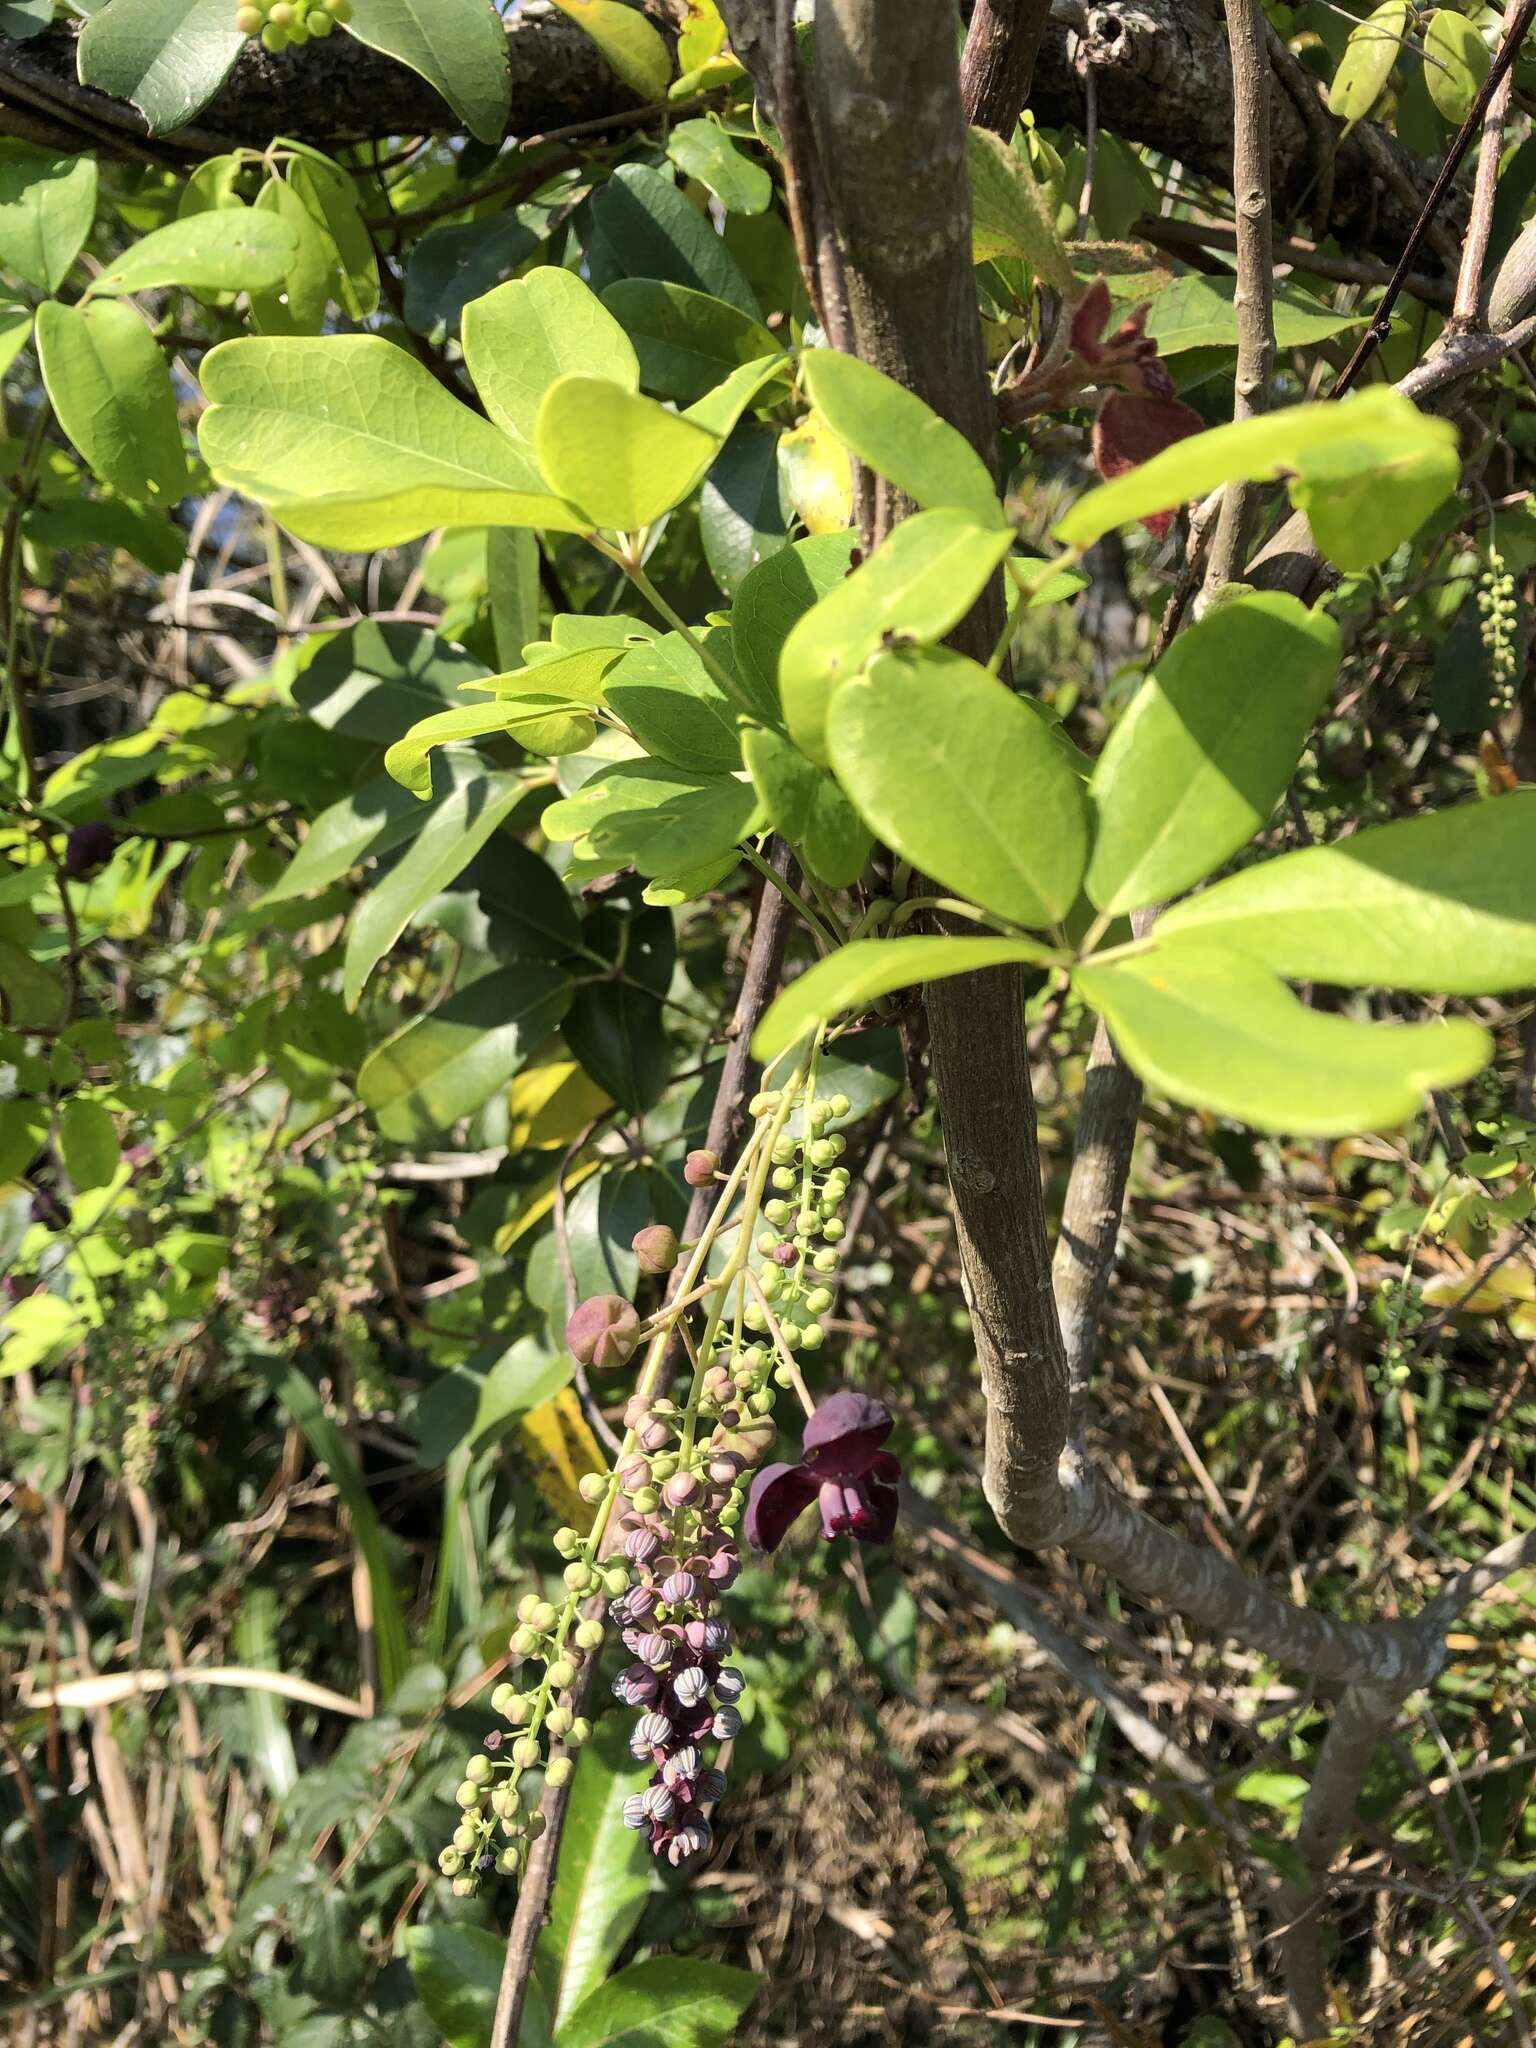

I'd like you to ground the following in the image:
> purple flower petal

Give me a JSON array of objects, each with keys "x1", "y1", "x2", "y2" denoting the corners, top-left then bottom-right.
[
  {"x1": 744, "y1": 1460, "x2": 820, "y2": 1552},
  {"x1": 800, "y1": 1390, "x2": 894, "y2": 1481},
  {"x1": 818, "y1": 1475, "x2": 899, "y2": 1544}
]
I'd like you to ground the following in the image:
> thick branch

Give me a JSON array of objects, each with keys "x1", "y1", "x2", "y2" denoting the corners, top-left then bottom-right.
[
  {"x1": 960, "y1": 0, "x2": 1054, "y2": 134},
  {"x1": 0, "y1": 7, "x2": 643, "y2": 154}
]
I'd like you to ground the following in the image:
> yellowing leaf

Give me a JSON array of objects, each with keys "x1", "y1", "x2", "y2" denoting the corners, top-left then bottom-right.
[
  {"x1": 519, "y1": 1387, "x2": 605, "y2": 1522},
  {"x1": 506, "y1": 1061, "x2": 614, "y2": 1150},
  {"x1": 549, "y1": 0, "x2": 673, "y2": 100},
  {"x1": 779, "y1": 411, "x2": 852, "y2": 534},
  {"x1": 1328, "y1": 0, "x2": 1410, "y2": 127}
]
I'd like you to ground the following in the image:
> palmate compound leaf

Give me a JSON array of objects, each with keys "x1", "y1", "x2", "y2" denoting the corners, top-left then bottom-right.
[
  {"x1": 1087, "y1": 590, "x2": 1341, "y2": 914},
  {"x1": 778, "y1": 508, "x2": 1017, "y2": 762},
  {"x1": 827, "y1": 647, "x2": 1091, "y2": 929},
  {"x1": 753, "y1": 934, "x2": 1062, "y2": 1061},
  {"x1": 1159, "y1": 789, "x2": 1536, "y2": 994},
  {"x1": 1073, "y1": 939, "x2": 1489, "y2": 1136},
  {"x1": 1054, "y1": 385, "x2": 1458, "y2": 569},
  {"x1": 198, "y1": 334, "x2": 584, "y2": 548}
]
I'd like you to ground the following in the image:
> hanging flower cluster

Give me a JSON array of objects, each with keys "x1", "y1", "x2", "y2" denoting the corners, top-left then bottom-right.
[{"x1": 438, "y1": 1056, "x2": 901, "y2": 1896}]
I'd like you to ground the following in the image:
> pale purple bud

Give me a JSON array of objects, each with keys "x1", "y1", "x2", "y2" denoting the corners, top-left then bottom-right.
[
  {"x1": 708, "y1": 1453, "x2": 744, "y2": 1485},
  {"x1": 661, "y1": 1745, "x2": 700, "y2": 1790},
  {"x1": 566, "y1": 1294, "x2": 640, "y2": 1370},
  {"x1": 662, "y1": 1470, "x2": 702, "y2": 1508},
  {"x1": 698, "y1": 1767, "x2": 727, "y2": 1801},
  {"x1": 706, "y1": 1551, "x2": 740, "y2": 1587},
  {"x1": 641, "y1": 1783, "x2": 677, "y2": 1822},
  {"x1": 672, "y1": 1666, "x2": 709, "y2": 1707},
  {"x1": 666, "y1": 1820, "x2": 711, "y2": 1864},
  {"x1": 631, "y1": 1223, "x2": 680, "y2": 1275},
  {"x1": 701, "y1": 1618, "x2": 731, "y2": 1654},
  {"x1": 772, "y1": 1241, "x2": 796, "y2": 1267},
  {"x1": 712, "y1": 1706, "x2": 742, "y2": 1739},
  {"x1": 714, "y1": 1667, "x2": 745, "y2": 1702},
  {"x1": 661, "y1": 1571, "x2": 698, "y2": 1606},
  {"x1": 638, "y1": 1632, "x2": 672, "y2": 1670},
  {"x1": 612, "y1": 1663, "x2": 658, "y2": 1705},
  {"x1": 683, "y1": 1148, "x2": 719, "y2": 1187},
  {"x1": 625, "y1": 1529, "x2": 662, "y2": 1565},
  {"x1": 626, "y1": 1585, "x2": 659, "y2": 1622},
  {"x1": 618, "y1": 1456, "x2": 651, "y2": 1493},
  {"x1": 632, "y1": 1712, "x2": 672, "y2": 1756},
  {"x1": 621, "y1": 1793, "x2": 649, "y2": 1830},
  {"x1": 637, "y1": 1415, "x2": 672, "y2": 1452}
]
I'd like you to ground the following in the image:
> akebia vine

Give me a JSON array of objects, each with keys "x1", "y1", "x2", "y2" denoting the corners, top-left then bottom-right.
[{"x1": 4, "y1": 0, "x2": 1536, "y2": 2035}]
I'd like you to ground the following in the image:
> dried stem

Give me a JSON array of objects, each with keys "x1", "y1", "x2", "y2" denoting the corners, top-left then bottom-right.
[{"x1": 1450, "y1": 0, "x2": 1517, "y2": 330}]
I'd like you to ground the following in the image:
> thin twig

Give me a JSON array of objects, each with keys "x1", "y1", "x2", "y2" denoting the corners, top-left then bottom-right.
[{"x1": 1451, "y1": 0, "x2": 1518, "y2": 330}]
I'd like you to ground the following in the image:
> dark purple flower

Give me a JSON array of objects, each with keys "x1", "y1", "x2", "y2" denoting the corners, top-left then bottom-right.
[
  {"x1": 744, "y1": 1389, "x2": 900, "y2": 1553},
  {"x1": 64, "y1": 821, "x2": 115, "y2": 878}
]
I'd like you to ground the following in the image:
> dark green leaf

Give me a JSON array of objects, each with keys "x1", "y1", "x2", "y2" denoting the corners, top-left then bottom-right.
[
  {"x1": 345, "y1": 0, "x2": 511, "y2": 145},
  {"x1": 742, "y1": 725, "x2": 870, "y2": 887},
  {"x1": 754, "y1": 934, "x2": 1059, "y2": 1059},
  {"x1": 555, "y1": 1958, "x2": 759, "y2": 2048},
  {"x1": 699, "y1": 423, "x2": 791, "y2": 596},
  {"x1": 357, "y1": 963, "x2": 572, "y2": 1140},
  {"x1": 404, "y1": 1922, "x2": 503, "y2": 2048},
  {"x1": 77, "y1": 0, "x2": 244, "y2": 134},
  {"x1": 0, "y1": 148, "x2": 96, "y2": 291},
  {"x1": 533, "y1": 1710, "x2": 652, "y2": 2030},
  {"x1": 405, "y1": 214, "x2": 541, "y2": 340},
  {"x1": 601, "y1": 278, "x2": 782, "y2": 404},
  {"x1": 585, "y1": 163, "x2": 760, "y2": 319},
  {"x1": 294, "y1": 623, "x2": 490, "y2": 745},
  {"x1": 729, "y1": 531, "x2": 859, "y2": 728},
  {"x1": 605, "y1": 632, "x2": 741, "y2": 773}
]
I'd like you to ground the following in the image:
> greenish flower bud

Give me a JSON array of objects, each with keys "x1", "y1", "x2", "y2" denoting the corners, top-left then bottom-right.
[
  {"x1": 576, "y1": 1616, "x2": 607, "y2": 1648},
  {"x1": 633, "y1": 1485, "x2": 660, "y2": 1512},
  {"x1": 511, "y1": 1737, "x2": 540, "y2": 1769},
  {"x1": 546, "y1": 1756, "x2": 574, "y2": 1787},
  {"x1": 532, "y1": 1600, "x2": 559, "y2": 1631},
  {"x1": 491, "y1": 1682, "x2": 515, "y2": 1714},
  {"x1": 764, "y1": 1199, "x2": 790, "y2": 1225},
  {"x1": 453, "y1": 1823, "x2": 477, "y2": 1852},
  {"x1": 800, "y1": 1321, "x2": 825, "y2": 1348},
  {"x1": 805, "y1": 1286, "x2": 833, "y2": 1314},
  {"x1": 496, "y1": 1847, "x2": 520, "y2": 1875},
  {"x1": 600, "y1": 1566, "x2": 628, "y2": 1598},
  {"x1": 438, "y1": 1846, "x2": 462, "y2": 1874},
  {"x1": 829, "y1": 1093, "x2": 850, "y2": 1117},
  {"x1": 772, "y1": 1166, "x2": 797, "y2": 1189},
  {"x1": 813, "y1": 1249, "x2": 839, "y2": 1272},
  {"x1": 548, "y1": 1658, "x2": 575, "y2": 1687},
  {"x1": 466, "y1": 1753, "x2": 492, "y2": 1784},
  {"x1": 757, "y1": 1230, "x2": 780, "y2": 1255},
  {"x1": 455, "y1": 1780, "x2": 481, "y2": 1808},
  {"x1": 578, "y1": 1471, "x2": 607, "y2": 1504},
  {"x1": 570, "y1": 1716, "x2": 592, "y2": 1745},
  {"x1": 564, "y1": 1561, "x2": 594, "y2": 1593},
  {"x1": 546, "y1": 1705, "x2": 573, "y2": 1737},
  {"x1": 822, "y1": 1217, "x2": 845, "y2": 1241}
]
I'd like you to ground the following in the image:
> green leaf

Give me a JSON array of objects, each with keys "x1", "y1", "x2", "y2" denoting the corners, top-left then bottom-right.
[
  {"x1": 88, "y1": 206, "x2": 299, "y2": 298},
  {"x1": 1288, "y1": 426, "x2": 1460, "y2": 574},
  {"x1": 259, "y1": 769, "x2": 458, "y2": 904},
  {"x1": 801, "y1": 349, "x2": 1005, "y2": 527},
  {"x1": 357, "y1": 963, "x2": 572, "y2": 1141},
  {"x1": 667, "y1": 118, "x2": 771, "y2": 214},
  {"x1": 0, "y1": 300, "x2": 32, "y2": 379},
  {"x1": 469, "y1": 1336, "x2": 574, "y2": 1450},
  {"x1": 1073, "y1": 939, "x2": 1488, "y2": 1136},
  {"x1": 1053, "y1": 385, "x2": 1458, "y2": 564},
  {"x1": 251, "y1": 1360, "x2": 410, "y2": 1699},
  {"x1": 584, "y1": 767, "x2": 760, "y2": 878},
  {"x1": 680, "y1": 352, "x2": 787, "y2": 441},
  {"x1": 386, "y1": 694, "x2": 598, "y2": 797},
  {"x1": 345, "y1": 0, "x2": 511, "y2": 145},
  {"x1": 601, "y1": 278, "x2": 782, "y2": 405},
  {"x1": 966, "y1": 126, "x2": 1071, "y2": 286},
  {"x1": 604, "y1": 632, "x2": 741, "y2": 773},
  {"x1": 1423, "y1": 8, "x2": 1490, "y2": 123},
  {"x1": 0, "y1": 148, "x2": 96, "y2": 292},
  {"x1": 753, "y1": 934, "x2": 1059, "y2": 1060},
  {"x1": 556, "y1": 1959, "x2": 759, "y2": 2048},
  {"x1": 0, "y1": 1099, "x2": 47, "y2": 1183},
  {"x1": 827, "y1": 647, "x2": 1091, "y2": 927},
  {"x1": 247, "y1": 176, "x2": 332, "y2": 336},
  {"x1": 0, "y1": 1, "x2": 54, "y2": 38},
  {"x1": 535, "y1": 376, "x2": 721, "y2": 533},
  {"x1": 286, "y1": 149, "x2": 380, "y2": 321},
  {"x1": 1328, "y1": 0, "x2": 1410, "y2": 127},
  {"x1": 742, "y1": 725, "x2": 871, "y2": 887},
  {"x1": 77, "y1": 0, "x2": 245, "y2": 134},
  {"x1": 489, "y1": 528, "x2": 542, "y2": 670},
  {"x1": 463, "y1": 268, "x2": 639, "y2": 446},
  {"x1": 730, "y1": 531, "x2": 859, "y2": 726},
  {"x1": 58, "y1": 1098, "x2": 119, "y2": 1191},
  {"x1": 1142, "y1": 274, "x2": 1366, "y2": 355},
  {"x1": 36, "y1": 300, "x2": 189, "y2": 505},
  {"x1": 562, "y1": 904, "x2": 673, "y2": 1112},
  {"x1": 294, "y1": 622, "x2": 491, "y2": 744},
  {"x1": 585, "y1": 162, "x2": 760, "y2": 319},
  {"x1": 533, "y1": 1716, "x2": 651, "y2": 2031},
  {"x1": 343, "y1": 771, "x2": 526, "y2": 1006},
  {"x1": 405, "y1": 215, "x2": 545, "y2": 344},
  {"x1": 199, "y1": 335, "x2": 582, "y2": 547},
  {"x1": 1159, "y1": 791, "x2": 1536, "y2": 994},
  {"x1": 549, "y1": 0, "x2": 672, "y2": 99},
  {"x1": 778, "y1": 509, "x2": 1015, "y2": 762},
  {"x1": 699, "y1": 422, "x2": 791, "y2": 596},
  {"x1": 1086, "y1": 591, "x2": 1341, "y2": 914}
]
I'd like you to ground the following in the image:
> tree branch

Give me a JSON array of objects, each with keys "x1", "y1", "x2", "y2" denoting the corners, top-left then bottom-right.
[
  {"x1": 960, "y1": 0, "x2": 1054, "y2": 135},
  {"x1": 1203, "y1": 0, "x2": 1273, "y2": 594}
]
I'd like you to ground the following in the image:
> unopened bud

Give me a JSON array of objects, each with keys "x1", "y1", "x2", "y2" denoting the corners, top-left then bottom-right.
[
  {"x1": 566, "y1": 1294, "x2": 640, "y2": 1370},
  {"x1": 683, "y1": 1148, "x2": 719, "y2": 1187},
  {"x1": 631, "y1": 1223, "x2": 680, "y2": 1275}
]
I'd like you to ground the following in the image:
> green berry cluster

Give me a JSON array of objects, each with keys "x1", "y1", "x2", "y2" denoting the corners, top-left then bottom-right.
[
  {"x1": 234, "y1": 0, "x2": 351, "y2": 52},
  {"x1": 437, "y1": 1579, "x2": 611, "y2": 1894},
  {"x1": 747, "y1": 1088, "x2": 853, "y2": 1372},
  {"x1": 1476, "y1": 545, "x2": 1519, "y2": 706}
]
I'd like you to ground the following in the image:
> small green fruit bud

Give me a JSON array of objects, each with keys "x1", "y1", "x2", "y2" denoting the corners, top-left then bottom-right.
[
  {"x1": 452, "y1": 1875, "x2": 476, "y2": 1897},
  {"x1": 578, "y1": 1471, "x2": 607, "y2": 1504},
  {"x1": 532, "y1": 1600, "x2": 559, "y2": 1632},
  {"x1": 829, "y1": 1093, "x2": 850, "y2": 1117},
  {"x1": 564, "y1": 1561, "x2": 593, "y2": 1593},
  {"x1": 491, "y1": 1682, "x2": 515, "y2": 1714},
  {"x1": 570, "y1": 1716, "x2": 592, "y2": 1745}
]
